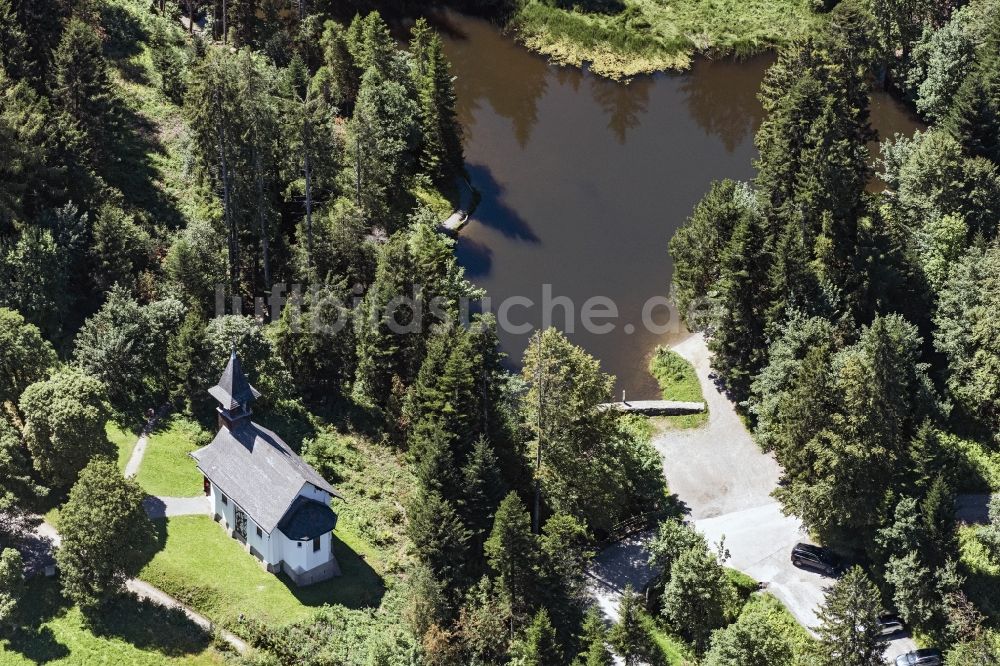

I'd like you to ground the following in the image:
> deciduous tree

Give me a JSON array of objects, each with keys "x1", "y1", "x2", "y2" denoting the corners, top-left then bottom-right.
[
  {"x1": 57, "y1": 458, "x2": 156, "y2": 613},
  {"x1": 20, "y1": 369, "x2": 113, "y2": 488}
]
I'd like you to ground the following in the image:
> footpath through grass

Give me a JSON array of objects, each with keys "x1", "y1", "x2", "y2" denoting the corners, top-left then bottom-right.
[
  {"x1": 0, "y1": 577, "x2": 226, "y2": 666},
  {"x1": 135, "y1": 417, "x2": 209, "y2": 497},
  {"x1": 108, "y1": 421, "x2": 138, "y2": 470},
  {"x1": 138, "y1": 515, "x2": 385, "y2": 632},
  {"x1": 649, "y1": 346, "x2": 708, "y2": 429},
  {"x1": 514, "y1": 0, "x2": 822, "y2": 79}
]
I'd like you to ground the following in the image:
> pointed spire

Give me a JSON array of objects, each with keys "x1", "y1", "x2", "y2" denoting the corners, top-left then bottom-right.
[{"x1": 209, "y1": 349, "x2": 261, "y2": 411}]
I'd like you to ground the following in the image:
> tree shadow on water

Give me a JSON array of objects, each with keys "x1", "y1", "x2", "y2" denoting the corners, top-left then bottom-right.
[
  {"x1": 455, "y1": 235, "x2": 494, "y2": 278},
  {"x1": 679, "y1": 55, "x2": 772, "y2": 153},
  {"x1": 465, "y1": 163, "x2": 539, "y2": 243}
]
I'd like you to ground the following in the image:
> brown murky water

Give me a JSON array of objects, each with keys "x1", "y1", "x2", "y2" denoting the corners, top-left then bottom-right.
[{"x1": 436, "y1": 11, "x2": 923, "y2": 398}]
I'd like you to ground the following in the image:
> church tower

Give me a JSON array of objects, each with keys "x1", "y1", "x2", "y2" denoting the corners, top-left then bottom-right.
[{"x1": 208, "y1": 350, "x2": 261, "y2": 431}]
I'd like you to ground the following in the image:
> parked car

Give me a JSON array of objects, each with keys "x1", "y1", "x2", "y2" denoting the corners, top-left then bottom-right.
[
  {"x1": 895, "y1": 648, "x2": 942, "y2": 666},
  {"x1": 878, "y1": 614, "x2": 905, "y2": 638},
  {"x1": 790, "y1": 543, "x2": 841, "y2": 575}
]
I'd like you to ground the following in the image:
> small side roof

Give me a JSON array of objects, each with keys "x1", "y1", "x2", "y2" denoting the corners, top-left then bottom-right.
[
  {"x1": 277, "y1": 496, "x2": 338, "y2": 540},
  {"x1": 209, "y1": 350, "x2": 261, "y2": 410}
]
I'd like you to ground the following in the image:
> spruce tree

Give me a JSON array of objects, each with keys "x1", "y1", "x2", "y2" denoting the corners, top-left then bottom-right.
[
  {"x1": 945, "y1": 18, "x2": 1000, "y2": 164},
  {"x1": 661, "y1": 543, "x2": 734, "y2": 653},
  {"x1": 579, "y1": 606, "x2": 613, "y2": 666},
  {"x1": 353, "y1": 232, "x2": 416, "y2": 409},
  {"x1": 461, "y1": 436, "x2": 507, "y2": 559},
  {"x1": 346, "y1": 67, "x2": 419, "y2": 228},
  {"x1": 519, "y1": 608, "x2": 562, "y2": 666},
  {"x1": 485, "y1": 492, "x2": 538, "y2": 625},
  {"x1": 609, "y1": 585, "x2": 646, "y2": 666},
  {"x1": 410, "y1": 19, "x2": 464, "y2": 184},
  {"x1": 815, "y1": 566, "x2": 885, "y2": 666},
  {"x1": 407, "y1": 488, "x2": 470, "y2": 611},
  {"x1": 52, "y1": 18, "x2": 112, "y2": 161},
  {"x1": 345, "y1": 12, "x2": 397, "y2": 80},
  {"x1": 0, "y1": 0, "x2": 26, "y2": 79},
  {"x1": 709, "y1": 211, "x2": 772, "y2": 401}
]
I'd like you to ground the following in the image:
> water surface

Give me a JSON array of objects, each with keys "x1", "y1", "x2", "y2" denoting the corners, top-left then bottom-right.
[{"x1": 438, "y1": 12, "x2": 921, "y2": 398}]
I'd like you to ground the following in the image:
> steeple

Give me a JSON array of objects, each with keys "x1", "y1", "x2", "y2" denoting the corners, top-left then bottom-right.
[{"x1": 209, "y1": 350, "x2": 261, "y2": 430}]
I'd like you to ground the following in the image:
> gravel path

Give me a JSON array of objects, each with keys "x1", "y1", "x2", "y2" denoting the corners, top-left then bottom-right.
[
  {"x1": 142, "y1": 495, "x2": 211, "y2": 519},
  {"x1": 30, "y1": 519, "x2": 246, "y2": 654},
  {"x1": 122, "y1": 433, "x2": 150, "y2": 478}
]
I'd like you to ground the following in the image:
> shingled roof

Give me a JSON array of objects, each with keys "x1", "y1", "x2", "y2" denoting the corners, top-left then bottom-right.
[
  {"x1": 191, "y1": 420, "x2": 340, "y2": 533},
  {"x1": 277, "y1": 496, "x2": 338, "y2": 540},
  {"x1": 208, "y1": 350, "x2": 261, "y2": 411}
]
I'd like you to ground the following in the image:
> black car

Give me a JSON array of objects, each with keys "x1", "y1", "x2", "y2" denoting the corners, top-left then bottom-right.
[
  {"x1": 878, "y1": 614, "x2": 905, "y2": 638},
  {"x1": 895, "y1": 648, "x2": 942, "y2": 666},
  {"x1": 790, "y1": 543, "x2": 841, "y2": 576}
]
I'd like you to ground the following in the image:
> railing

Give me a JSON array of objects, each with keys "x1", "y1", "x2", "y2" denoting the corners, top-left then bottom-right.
[{"x1": 597, "y1": 509, "x2": 673, "y2": 549}]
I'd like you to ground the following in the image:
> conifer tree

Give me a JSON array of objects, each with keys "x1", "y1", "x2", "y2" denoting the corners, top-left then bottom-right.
[
  {"x1": 186, "y1": 48, "x2": 244, "y2": 296},
  {"x1": 353, "y1": 232, "x2": 417, "y2": 409},
  {"x1": 347, "y1": 67, "x2": 419, "y2": 228},
  {"x1": 945, "y1": 17, "x2": 1000, "y2": 164},
  {"x1": 407, "y1": 487, "x2": 470, "y2": 611},
  {"x1": 609, "y1": 585, "x2": 646, "y2": 666},
  {"x1": 518, "y1": 608, "x2": 562, "y2": 666},
  {"x1": 345, "y1": 12, "x2": 397, "y2": 80},
  {"x1": 461, "y1": 436, "x2": 507, "y2": 558},
  {"x1": 815, "y1": 566, "x2": 885, "y2": 666},
  {"x1": 662, "y1": 543, "x2": 734, "y2": 653},
  {"x1": 579, "y1": 606, "x2": 613, "y2": 666},
  {"x1": 282, "y1": 54, "x2": 338, "y2": 277},
  {"x1": 0, "y1": 0, "x2": 26, "y2": 79},
  {"x1": 709, "y1": 211, "x2": 772, "y2": 401},
  {"x1": 485, "y1": 492, "x2": 538, "y2": 625},
  {"x1": 52, "y1": 18, "x2": 112, "y2": 161},
  {"x1": 410, "y1": 19, "x2": 464, "y2": 184},
  {"x1": 315, "y1": 20, "x2": 358, "y2": 111},
  {"x1": 167, "y1": 311, "x2": 211, "y2": 415}
]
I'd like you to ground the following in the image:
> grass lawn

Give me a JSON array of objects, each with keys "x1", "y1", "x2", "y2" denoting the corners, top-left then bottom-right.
[
  {"x1": 139, "y1": 515, "x2": 385, "y2": 632},
  {"x1": 108, "y1": 421, "x2": 139, "y2": 471},
  {"x1": 649, "y1": 346, "x2": 708, "y2": 429},
  {"x1": 0, "y1": 577, "x2": 227, "y2": 666},
  {"x1": 514, "y1": 0, "x2": 823, "y2": 79},
  {"x1": 135, "y1": 418, "x2": 209, "y2": 497}
]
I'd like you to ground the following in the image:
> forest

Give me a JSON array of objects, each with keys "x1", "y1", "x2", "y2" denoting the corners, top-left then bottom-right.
[
  {"x1": 671, "y1": 0, "x2": 1000, "y2": 661},
  {"x1": 0, "y1": 1, "x2": 667, "y2": 664},
  {"x1": 0, "y1": 0, "x2": 999, "y2": 664}
]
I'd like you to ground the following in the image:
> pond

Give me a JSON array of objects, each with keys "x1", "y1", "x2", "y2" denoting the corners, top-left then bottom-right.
[{"x1": 436, "y1": 11, "x2": 923, "y2": 398}]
